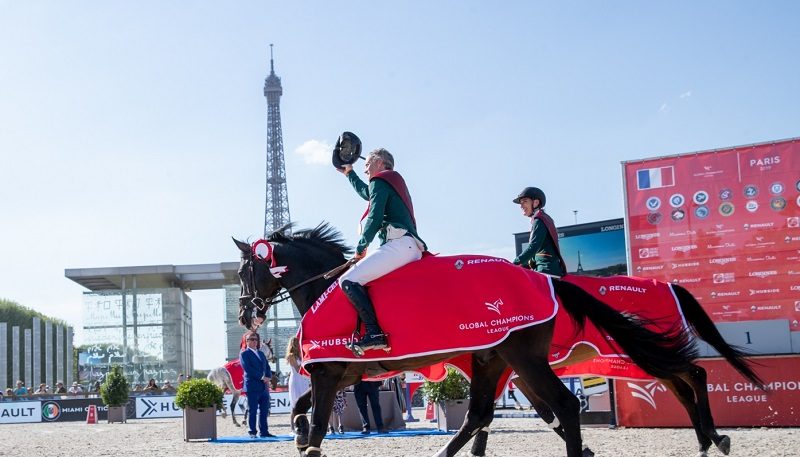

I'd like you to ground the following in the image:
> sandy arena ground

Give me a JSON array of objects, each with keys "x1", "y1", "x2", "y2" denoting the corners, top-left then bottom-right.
[{"x1": 1, "y1": 410, "x2": 796, "y2": 457}]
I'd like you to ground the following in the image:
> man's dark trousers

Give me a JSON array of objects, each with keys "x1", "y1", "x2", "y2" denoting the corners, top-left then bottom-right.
[
  {"x1": 247, "y1": 389, "x2": 270, "y2": 436},
  {"x1": 354, "y1": 380, "x2": 384, "y2": 431}
]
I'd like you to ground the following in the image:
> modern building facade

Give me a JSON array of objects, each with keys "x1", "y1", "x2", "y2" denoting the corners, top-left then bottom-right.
[
  {"x1": 65, "y1": 263, "x2": 239, "y2": 384},
  {"x1": 0, "y1": 316, "x2": 73, "y2": 391}
]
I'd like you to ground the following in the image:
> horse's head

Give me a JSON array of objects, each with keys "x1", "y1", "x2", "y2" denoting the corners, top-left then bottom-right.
[
  {"x1": 233, "y1": 237, "x2": 283, "y2": 331},
  {"x1": 262, "y1": 338, "x2": 277, "y2": 364},
  {"x1": 233, "y1": 223, "x2": 353, "y2": 331}
]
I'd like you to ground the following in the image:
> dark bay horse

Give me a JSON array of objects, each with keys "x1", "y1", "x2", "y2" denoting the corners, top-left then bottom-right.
[
  {"x1": 234, "y1": 223, "x2": 700, "y2": 457},
  {"x1": 468, "y1": 280, "x2": 765, "y2": 457}
]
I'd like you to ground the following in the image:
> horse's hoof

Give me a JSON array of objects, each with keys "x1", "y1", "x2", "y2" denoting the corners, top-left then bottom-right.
[
  {"x1": 582, "y1": 448, "x2": 595, "y2": 457},
  {"x1": 695, "y1": 452, "x2": 708, "y2": 457},
  {"x1": 716, "y1": 435, "x2": 731, "y2": 455}
]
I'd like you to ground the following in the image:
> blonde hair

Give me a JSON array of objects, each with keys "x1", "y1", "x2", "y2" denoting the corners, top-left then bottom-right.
[{"x1": 285, "y1": 336, "x2": 301, "y2": 362}]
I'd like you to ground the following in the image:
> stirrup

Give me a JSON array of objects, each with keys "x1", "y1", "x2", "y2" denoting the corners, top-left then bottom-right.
[{"x1": 346, "y1": 334, "x2": 389, "y2": 357}]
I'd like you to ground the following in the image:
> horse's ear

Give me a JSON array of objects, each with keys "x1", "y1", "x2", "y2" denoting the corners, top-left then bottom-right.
[{"x1": 232, "y1": 237, "x2": 250, "y2": 253}]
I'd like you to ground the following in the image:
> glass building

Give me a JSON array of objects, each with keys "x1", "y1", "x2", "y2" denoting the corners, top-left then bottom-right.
[
  {"x1": 80, "y1": 288, "x2": 192, "y2": 385},
  {"x1": 67, "y1": 263, "x2": 241, "y2": 385}
]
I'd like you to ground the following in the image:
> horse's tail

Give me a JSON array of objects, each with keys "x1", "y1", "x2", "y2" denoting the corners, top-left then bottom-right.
[
  {"x1": 551, "y1": 278, "x2": 698, "y2": 379},
  {"x1": 671, "y1": 283, "x2": 765, "y2": 388}
]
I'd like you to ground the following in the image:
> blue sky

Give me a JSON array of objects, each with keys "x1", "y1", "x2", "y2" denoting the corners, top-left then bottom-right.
[{"x1": 1, "y1": 1, "x2": 798, "y2": 369}]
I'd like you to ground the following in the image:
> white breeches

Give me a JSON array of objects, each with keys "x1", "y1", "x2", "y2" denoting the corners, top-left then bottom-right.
[{"x1": 339, "y1": 236, "x2": 423, "y2": 285}]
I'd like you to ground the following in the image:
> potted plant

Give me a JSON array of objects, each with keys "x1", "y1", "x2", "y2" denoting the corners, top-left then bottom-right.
[
  {"x1": 175, "y1": 378, "x2": 224, "y2": 441},
  {"x1": 421, "y1": 367, "x2": 470, "y2": 431},
  {"x1": 99, "y1": 365, "x2": 130, "y2": 423}
]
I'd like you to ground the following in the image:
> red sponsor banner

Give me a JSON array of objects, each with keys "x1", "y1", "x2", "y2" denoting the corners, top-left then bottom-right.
[
  {"x1": 615, "y1": 355, "x2": 800, "y2": 426},
  {"x1": 623, "y1": 138, "x2": 800, "y2": 330}
]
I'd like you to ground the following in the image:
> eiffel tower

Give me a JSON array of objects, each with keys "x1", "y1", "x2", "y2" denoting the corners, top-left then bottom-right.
[{"x1": 263, "y1": 44, "x2": 291, "y2": 237}]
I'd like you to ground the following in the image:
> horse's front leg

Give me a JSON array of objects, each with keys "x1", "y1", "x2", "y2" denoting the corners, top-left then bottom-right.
[
  {"x1": 301, "y1": 365, "x2": 344, "y2": 457},
  {"x1": 432, "y1": 352, "x2": 507, "y2": 457},
  {"x1": 292, "y1": 388, "x2": 314, "y2": 452}
]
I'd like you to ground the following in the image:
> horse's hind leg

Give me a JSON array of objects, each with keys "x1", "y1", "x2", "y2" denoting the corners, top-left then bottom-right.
[
  {"x1": 231, "y1": 392, "x2": 241, "y2": 427},
  {"x1": 497, "y1": 330, "x2": 583, "y2": 457},
  {"x1": 514, "y1": 378, "x2": 595, "y2": 457},
  {"x1": 665, "y1": 364, "x2": 729, "y2": 456},
  {"x1": 432, "y1": 352, "x2": 507, "y2": 457}
]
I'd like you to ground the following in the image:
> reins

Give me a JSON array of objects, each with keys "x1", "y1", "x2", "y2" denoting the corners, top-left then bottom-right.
[{"x1": 247, "y1": 257, "x2": 357, "y2": 312}]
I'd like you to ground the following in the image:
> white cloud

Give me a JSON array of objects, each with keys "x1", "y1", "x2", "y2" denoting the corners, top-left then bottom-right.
[
  {"x1": 659, "y1": 103, "x2": 668, "y2": 112},
  {"x1": 680, "y1": 90, "x2": 692, "y2": 99},
  {"x1": 294, "y1": 139, "x2": 332, "y2": 165}
]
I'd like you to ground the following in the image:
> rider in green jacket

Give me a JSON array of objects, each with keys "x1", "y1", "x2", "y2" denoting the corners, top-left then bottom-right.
[{"x1": 513, "y1": 187, "x2": 567, "y2": 277}]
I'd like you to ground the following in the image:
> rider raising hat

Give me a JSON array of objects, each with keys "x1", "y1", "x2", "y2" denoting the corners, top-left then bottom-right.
[
  {"x1": 513, "y1": 187, "x2": 567, "y2": 276},
  {"x1": 337, "y1": 148, "x2": 427, "y2": 354}
]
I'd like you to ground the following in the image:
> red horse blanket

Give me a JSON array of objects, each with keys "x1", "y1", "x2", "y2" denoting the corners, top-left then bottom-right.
[
  {"x1": 299, "y1": 255, "x2": 558, "y2": 364},
  {"x1": 443, "y1": 273, "x2": 687, "y2": 391},
  {"x1": 298, "y1": 255, "x2": 687, "y2": 388},
  {"x1": 552, "y1": 274, "x2": 686, "y2": 379}
]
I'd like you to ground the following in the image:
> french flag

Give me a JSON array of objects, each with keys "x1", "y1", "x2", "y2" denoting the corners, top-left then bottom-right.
[{"x1": 637, "y1": 166, "x2": 675, "y2": 190}]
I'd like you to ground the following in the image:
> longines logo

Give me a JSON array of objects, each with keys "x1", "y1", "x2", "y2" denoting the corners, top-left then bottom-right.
[
  {"x1": 709, "y1": 257, "x2": 737, "y2": 265},
  {"x1": 748, "y1": 270, "x2": 778, "y2": 278},
  {"x1": 634, "y1": 232, "x2": 660, "y2": 241},
  {"x1": 627, "y1": 381, "x2": 667, "y2": 409},
  {"x1": 671, "y1": 244, "x2": 697, "y2": 253}
]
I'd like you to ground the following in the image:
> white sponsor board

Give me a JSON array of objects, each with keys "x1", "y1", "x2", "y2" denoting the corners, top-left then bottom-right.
[
  {"x1": 135, "y1": 396, "x2": 183, "y2": 418},
  {"x1": 134, "y1": 392, "x2": 293, "y2": 419},
  {"x1": 0, "y1": 401, "x2": 42, "y2": 424}
]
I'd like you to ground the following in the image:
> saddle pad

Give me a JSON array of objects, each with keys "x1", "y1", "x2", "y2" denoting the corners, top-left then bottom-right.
[{"x1": 299, "y1": 255, "x2": 558, "y2": 365}]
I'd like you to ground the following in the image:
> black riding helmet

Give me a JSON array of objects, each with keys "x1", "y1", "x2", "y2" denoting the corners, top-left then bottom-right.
[
  {"x1": 513, "y1": 187, "x2": 546, "y2": 208},
  {"x1": 332, "y1": 131, "x2": 363, "y2": 168}
]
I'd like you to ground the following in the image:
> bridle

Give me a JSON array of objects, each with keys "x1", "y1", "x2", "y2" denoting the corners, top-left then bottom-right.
[{"x1": 240, "y1": 242, "x2": 356, "y2": 317}]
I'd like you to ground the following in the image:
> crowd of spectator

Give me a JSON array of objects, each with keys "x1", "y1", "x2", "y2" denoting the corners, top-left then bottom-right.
[{"x1": 2, "y1": 376, "x2": 181, "y2": 400}]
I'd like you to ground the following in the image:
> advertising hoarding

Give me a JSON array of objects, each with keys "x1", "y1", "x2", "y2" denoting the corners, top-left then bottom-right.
[
  {"x1": 623, "y1": 138, "x2": 800, "y2": 330},
  {"x1": 615, "y1": 355, "x2": 800, "y2": 426}
]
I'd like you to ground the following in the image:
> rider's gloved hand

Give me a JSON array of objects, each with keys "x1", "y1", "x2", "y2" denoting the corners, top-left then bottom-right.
[
  {"x1": 354, "y1": 249, "x2": 367, "y2": 261},
  {"x1": 512, "y1": 257, "x2": 521, "y2": 265}
]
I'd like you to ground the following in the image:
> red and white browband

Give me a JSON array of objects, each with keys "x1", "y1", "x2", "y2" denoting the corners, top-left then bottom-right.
[{"x1": 251, "y1": 239, "x2": 289, "y2": 278}]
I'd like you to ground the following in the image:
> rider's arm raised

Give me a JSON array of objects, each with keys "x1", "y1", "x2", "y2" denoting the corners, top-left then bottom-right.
[{"x1": 346, "y1": 169, "x2": 370, "y2": 201}]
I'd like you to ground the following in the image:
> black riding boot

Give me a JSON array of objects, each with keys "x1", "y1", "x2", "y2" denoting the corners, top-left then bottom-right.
[{"x1": 341, "y1": 280, "x2": 388, "y2": 353}]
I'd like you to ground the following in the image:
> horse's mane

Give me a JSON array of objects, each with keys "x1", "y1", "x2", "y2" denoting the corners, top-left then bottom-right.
[{"x1": 267, "y1": 222, "x2": 354, "y2": 257}]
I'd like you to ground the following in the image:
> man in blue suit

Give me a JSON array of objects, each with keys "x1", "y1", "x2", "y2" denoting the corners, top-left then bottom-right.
[{"x1": 240, "y1": 330, "x2": 274, "y2": 438}]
